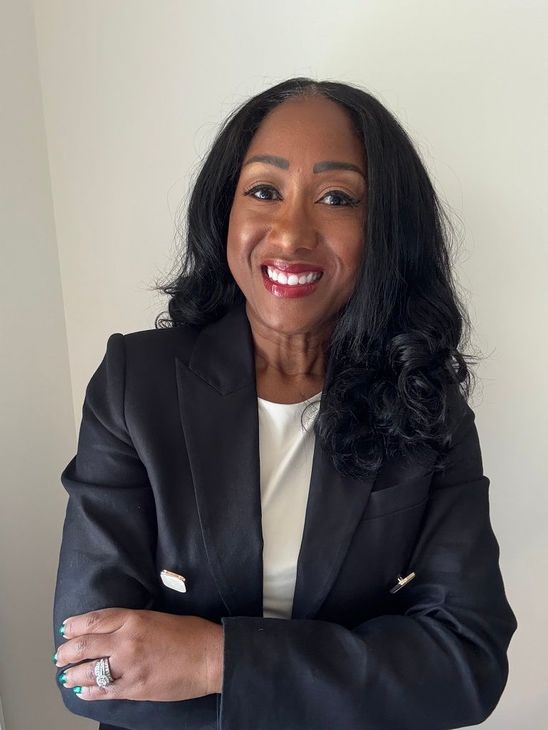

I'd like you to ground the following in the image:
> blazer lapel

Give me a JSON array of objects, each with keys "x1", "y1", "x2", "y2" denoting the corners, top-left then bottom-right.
[
  {"x1": 290, "y1": 441, "x2": 377, "y2": 619},
  {"x1": 175, "y1": 301, "x2": 378, "y2": 620},
  {"x1": 175, "y1": 301, "x2": 263, "y2": 617}
]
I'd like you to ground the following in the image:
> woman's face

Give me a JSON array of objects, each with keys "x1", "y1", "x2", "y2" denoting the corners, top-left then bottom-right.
[{"x1": 226, "y1": 95, "x2": 367, "y2": 339}]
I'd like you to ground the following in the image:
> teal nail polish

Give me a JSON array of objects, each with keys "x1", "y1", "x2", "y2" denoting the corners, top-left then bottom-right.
[
  {"x1": 73, "y1": 686, "x2": 82, "y2": 694},
  {"x1": 58, "y1": 624, "x2": 65, "y2": 636},
  {"x1": 58, "y1": 673, "x2": 67, "y2": 684},
  {"x1": 52, "y1": 652, "x2": 58, "y2": 664}
]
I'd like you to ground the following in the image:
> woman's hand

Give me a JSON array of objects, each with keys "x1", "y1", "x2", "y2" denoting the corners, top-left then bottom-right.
[{"x1": 54, "y1": 608, "x2": 224, "y2": 700}]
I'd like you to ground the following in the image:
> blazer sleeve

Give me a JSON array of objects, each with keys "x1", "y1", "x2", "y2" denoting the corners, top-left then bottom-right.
[
  {"x1": 220, "y1": 397, "x2": 518, "y2": 730},
  {"x1": 52, "y1": 334, "x2": 215, "y2": 730}
]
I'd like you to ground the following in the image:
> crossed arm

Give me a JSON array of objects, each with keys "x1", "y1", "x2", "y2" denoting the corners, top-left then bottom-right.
[{"x1": 53, "y1": 333, "x2": 517, "y2": 730}]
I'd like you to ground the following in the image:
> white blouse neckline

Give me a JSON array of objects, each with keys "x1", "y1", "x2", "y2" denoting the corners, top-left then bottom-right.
[{"x1": 257, "y1": 391, "x2": 323, "y2": 407}]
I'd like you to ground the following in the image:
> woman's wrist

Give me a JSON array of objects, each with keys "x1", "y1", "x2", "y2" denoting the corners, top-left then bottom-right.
[{"x1": 207, "y1": 621, "x2": 224, "y2": 694}]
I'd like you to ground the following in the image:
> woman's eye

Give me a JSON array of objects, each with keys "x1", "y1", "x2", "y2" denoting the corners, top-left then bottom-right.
[
  {"x1": 243, "y1": 185, "x2": 360, "y2": 207},
  {"x1": 321, "y1": 190, "x2": 360, "y2": 207},
  {"x1": 244, "y1": 185, "x2": 280, "y2": 202}
]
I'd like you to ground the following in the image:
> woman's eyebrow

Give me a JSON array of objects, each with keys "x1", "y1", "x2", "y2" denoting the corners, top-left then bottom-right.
[{"x1": 243, "y1": 154, "x2": 365, "y2": 179}]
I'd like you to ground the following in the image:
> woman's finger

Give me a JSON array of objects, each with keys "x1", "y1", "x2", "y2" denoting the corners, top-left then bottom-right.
[
  {"x1": 60, "y1": 607, "x2": 128, "y2": 639},
  {"x1": 55, "y1": 634, "x2": 115, "y2": 668},
  {"x1": 58, "y1": 657, "x2": 122, "y2": 690},
  {"x1": 69, "y1": 679, "x2": 125, "y2": 701}
]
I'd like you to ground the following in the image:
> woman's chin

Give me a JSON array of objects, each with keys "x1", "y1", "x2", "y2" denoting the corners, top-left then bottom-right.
[{"x1": 245, "y1": 304, "x2": 333, "y2": 339}]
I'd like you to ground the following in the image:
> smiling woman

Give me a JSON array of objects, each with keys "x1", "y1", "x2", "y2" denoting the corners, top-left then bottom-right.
[
  {"x1": 226, "y1": 95, "x2": 367, "y2": 404},
  {"x1": 53, "y1": 77, "x2": 517, "y2": 730}
]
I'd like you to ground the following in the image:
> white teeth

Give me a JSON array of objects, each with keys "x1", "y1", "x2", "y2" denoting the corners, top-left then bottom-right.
[{"x1": 265, "y1": 266, "x2": 321, "y2": 286}]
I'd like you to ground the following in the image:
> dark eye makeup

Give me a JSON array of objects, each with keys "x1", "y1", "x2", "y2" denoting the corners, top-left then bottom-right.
[{"x1": 243, "y1": 184, "x2": 361, "y2": 208}]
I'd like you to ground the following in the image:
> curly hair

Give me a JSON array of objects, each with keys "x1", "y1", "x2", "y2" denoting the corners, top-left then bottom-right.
[{"x1": 152, "y1": 77, "x2": 482, "y2": 480}]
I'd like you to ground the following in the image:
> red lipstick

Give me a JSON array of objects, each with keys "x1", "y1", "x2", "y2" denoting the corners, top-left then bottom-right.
[{"x1": 260, "y1": 265, "x2": 323, "y2": 299}]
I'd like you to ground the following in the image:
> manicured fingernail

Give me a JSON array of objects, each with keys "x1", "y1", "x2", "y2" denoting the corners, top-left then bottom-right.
[
  {"x1": 52, "y1": 652, "x2": 58, "y2": 663},
  {"x1": 58, "y1": 672, "x2": 67, "y2": 684},
  {"x1": 73, "y1": 686, "x2": 82, "y2": 694},
  {"x1": 58, "y1": 624, "x2": 65, "y2": 636}
]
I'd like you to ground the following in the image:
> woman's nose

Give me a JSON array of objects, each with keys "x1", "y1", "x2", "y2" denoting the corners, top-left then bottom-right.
[{"x1": 269, "y1": 201, "x2": 318, "y2": 253}]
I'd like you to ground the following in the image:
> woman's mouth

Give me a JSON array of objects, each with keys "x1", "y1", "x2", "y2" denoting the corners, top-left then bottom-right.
[{"x1": 260, "y1": 265, "x2": 323, "y2": 298}]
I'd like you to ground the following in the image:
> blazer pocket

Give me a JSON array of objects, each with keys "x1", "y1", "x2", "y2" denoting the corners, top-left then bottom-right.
[{"x1": 362, "y1": 476, "x2": 431, "y2": 520}]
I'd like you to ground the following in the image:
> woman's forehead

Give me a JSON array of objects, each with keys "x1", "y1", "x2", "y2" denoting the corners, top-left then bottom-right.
[{"x1": 245, "y1": 96, "x2": 364, "y2": 164}]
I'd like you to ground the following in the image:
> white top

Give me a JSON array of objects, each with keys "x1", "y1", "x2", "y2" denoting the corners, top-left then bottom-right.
[{"x1": 257, "y1": 391, "x2": 322, "y2": 619}]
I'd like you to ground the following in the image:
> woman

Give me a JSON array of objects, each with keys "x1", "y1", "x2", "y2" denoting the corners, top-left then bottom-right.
[{"x1": 53, "y1": 77, "x2": 517, "y2": 730}]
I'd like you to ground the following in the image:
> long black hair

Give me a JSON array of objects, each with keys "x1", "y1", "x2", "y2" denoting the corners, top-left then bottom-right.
[{"x1": 152, "y1": 77, "x2": 482, "y2": 479}]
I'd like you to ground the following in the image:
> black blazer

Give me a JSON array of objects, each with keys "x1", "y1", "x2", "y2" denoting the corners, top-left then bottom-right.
[{"x1": 53, "y1": 300, "x2": 517, "y2": 730}]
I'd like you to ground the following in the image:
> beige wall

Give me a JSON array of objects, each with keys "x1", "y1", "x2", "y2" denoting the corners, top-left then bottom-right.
[
  {"x1": 0, "y1": 0, "x2": 545, "y2": 727},
  {"x1": 0, "y1": 1, "x2": 93, "y2": 728}
]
